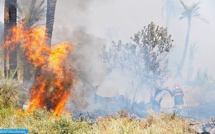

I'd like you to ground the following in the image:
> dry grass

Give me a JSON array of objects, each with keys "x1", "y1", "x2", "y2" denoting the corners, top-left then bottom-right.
[{"x1": 0, "y1": 108, "x2": 196, "y2": 134}]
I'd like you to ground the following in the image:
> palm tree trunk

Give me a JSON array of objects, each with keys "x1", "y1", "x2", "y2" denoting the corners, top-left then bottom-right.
[
  {"x1": 4, "y1": 0, "x2": 17, "y2": 78},
  {"x1": 0, "y1": 22, "x2": 4, "y2": 75},
  {"x1": 23, "y1": 56, "x2": 34, "y2": 87},
  {"x1": 178, "y1": 19, "x2": 191, "y2": 76},
  {"x1": 46, "y1": 0, "x2": 57, "y2": 46},
  {"x1": 186, "y1": 46, "x2": 194, "y2": 82},
  {"x1": 35, "y1": 0, "x2": 57, "y2": 78}
]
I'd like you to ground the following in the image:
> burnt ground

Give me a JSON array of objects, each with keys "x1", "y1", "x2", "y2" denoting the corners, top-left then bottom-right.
[
  {"x1": 71, "y1": 100, "x2": 215, "y2": 133},
  {"x1": 182, "y1": 103, "x2": 215, "y2": 119},
  {"x1": 179, "y1": 102, "x2": 215, "y2": 133},
  {"x1": 186, "y1": 118, "x2": 215, "y2": 134}
]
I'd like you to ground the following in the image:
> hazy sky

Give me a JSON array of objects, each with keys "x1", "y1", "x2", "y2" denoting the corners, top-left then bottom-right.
[
  {"x1": 52, "y1": 0, "x2": 215, "y2": 78},
  {"x1": 0, "y1": 0, "x2": 215, "y2": 77}
]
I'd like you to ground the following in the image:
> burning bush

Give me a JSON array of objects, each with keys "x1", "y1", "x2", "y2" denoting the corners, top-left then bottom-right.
[{"x1": 3, "y1": 24, "x2": 76, "y2": 116}]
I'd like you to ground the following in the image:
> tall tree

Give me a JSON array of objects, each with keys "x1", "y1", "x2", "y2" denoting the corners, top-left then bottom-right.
[
  {"x1": 0, "y1": 22, "x2": 4, "y2": 75},
  {"x1": 162, "y1": 0, "x2": 182, "y2": 28},
  {"x1": 18, "y1": 0, "x2": 45, "y2": 87},
  {"x1": 186, "y1": 43, "x2": 198, "y2": 82},
  {"x1": 177, "y1": 0, "x2": 207, "y2": 77},
  {"x1": 46, "y1": 0, "x2": 57, "y2": 45},
  {"x1": 35, "y1": 0, "x2": 57, "y2": 77},
  {"x1": 4, "y1": 0, "x2": 17, "y2": 78},
  {"x1": 101, "y1": 22, "x2": 173, "y2": 112}
]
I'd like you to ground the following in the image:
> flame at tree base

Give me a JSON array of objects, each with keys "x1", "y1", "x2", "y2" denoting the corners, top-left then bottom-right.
[
  {"x1": 3, "y1": 24, "x2": 76, "y2": 116},
  {"x1": 28, "y1": 70, "x2": 74, "y2": 116}
]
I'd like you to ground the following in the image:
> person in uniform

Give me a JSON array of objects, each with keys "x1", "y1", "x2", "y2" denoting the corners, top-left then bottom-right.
[{"x1": 171, "y1": 83, "x2": 184, "y2": 114}]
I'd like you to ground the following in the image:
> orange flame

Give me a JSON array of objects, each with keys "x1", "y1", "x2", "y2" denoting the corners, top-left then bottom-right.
[{"x1": 3, "y1": 24, "x2": 75, "y2": 116}]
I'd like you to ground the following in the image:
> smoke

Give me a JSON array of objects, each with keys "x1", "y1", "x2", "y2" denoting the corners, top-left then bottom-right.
[
  {"x1": 50, "y1": 0, "x2": 215, "y2": 118},
  {"x1": 1, "y1": 0, "x2": 215, "y2": 118},
  {"x1": 52, "y1": 21, "x2": 108, "y2": 112}
]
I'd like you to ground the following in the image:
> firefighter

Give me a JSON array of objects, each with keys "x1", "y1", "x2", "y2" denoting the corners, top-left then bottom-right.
[{"x1": 171, "y1": 83, "x2": 184, "y2": 114}]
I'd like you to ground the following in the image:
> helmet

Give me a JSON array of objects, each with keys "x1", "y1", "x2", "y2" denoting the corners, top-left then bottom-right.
[{"x1": 174, "y1": 83, "x2": 180, "y2": 88}]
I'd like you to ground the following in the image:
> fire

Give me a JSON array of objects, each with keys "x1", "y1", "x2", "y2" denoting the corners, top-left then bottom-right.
[{"x1": 3, "y1": 24, "x2": 76, "y2": 116}]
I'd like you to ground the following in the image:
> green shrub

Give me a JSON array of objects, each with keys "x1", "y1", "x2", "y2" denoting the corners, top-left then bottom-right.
[
  {"x1": 0, "y1": 79, "x2": 23, "y2": 108},
  {"x1": 0, "y1": 69, "x2": 27, "y2": 108},
  {"x1": 54, "y1": 118, "x2": 72, "y2": 134},
  {"x1": 0, "y1": 108, "x2": 197, "y2": 134}
]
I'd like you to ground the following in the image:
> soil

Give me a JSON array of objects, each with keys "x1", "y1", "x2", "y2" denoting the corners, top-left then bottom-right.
[{"x1": 180, "y1": 102, "x2": 215, "y2": 133}]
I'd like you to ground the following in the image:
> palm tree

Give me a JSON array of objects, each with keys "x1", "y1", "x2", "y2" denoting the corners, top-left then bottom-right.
[
  {"x1": 162, "y1": 0, "x2": 182, "y2": 29},
  {"x1": 186, "y1": 43, "x2": 198, "y2": 83},
  {"x1": 0, "y1": 22, "x2": 4, "y2": 75},
  {"x1": 18, "y1": 0, "x2": 45, "y2": 28},
  {"x1": 177, "y1": 0, "x2": 208, "y2": 77},
  {"x1": 0, "y1": 22, "x2": 3, "y2": 42},
  {"x1": 46, "y1": 0, "x2": 57, "y2": 45},
  {"x1": 35, "y1": 0, "x2": 57, "y2": 77},
  {"x1": 17, "y1": 0, "x2": 45, "y2": 87},
  {"x1": 4, "y1": 0, "x2": 17, "y2": 78}
]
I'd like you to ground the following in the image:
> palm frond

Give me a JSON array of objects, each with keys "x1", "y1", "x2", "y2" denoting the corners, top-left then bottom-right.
[
  {"x1": 197, "y1": 17, "x2": 209, "y2": 24},
  {"x1": 192, "y1": 6, "x2": 200, "y2": 13},
  {"x1": 179, "y1": 16, "x2": 185, "y2": 20},
  {"x1": 192, "y1": 12, "x2": 200, "y2": 17},
  {"x1": 190, "y1": 43, "x2": 198, "y2": 54},
  {"x1": 180, "y1": 0, "x2": 188, "y2": 11},
  {"x1": 17, "y1": 0, "x2": 45, "y2": 27},
  {"x1": 179, "y1": 0, "x2": 208, "y2": 24},
  {"x1": 162, "y1": 0, "x2": 182, "y2": 19},
  {"x1": 191, "y1": 2, "x2": 201, "y2": 11}
]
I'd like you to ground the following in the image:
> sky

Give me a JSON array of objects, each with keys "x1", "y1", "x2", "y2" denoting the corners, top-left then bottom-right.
[
  {"x1": 49, "y1": 0, "x2": 215, "y2": 78},
  {"x1": 51, "y1": 0, "x2": 215, "y2": 105}
]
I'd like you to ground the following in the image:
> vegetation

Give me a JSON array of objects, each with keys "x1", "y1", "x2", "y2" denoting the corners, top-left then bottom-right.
[
  {"x1": 186, "y1": 43, "x2": 198, "y2": 82},
  {"x1": 101, "y1": 22, "x2": 173, "y2": 112},
  {"x1": 17, "y1": 0, "x2": 46, "y2": 87},
  {"x1": 0, "y1": 70, "x2": 196, "y2": 133},
  {"x1": 35, "y1": 0, "x2": 57, "y2": 78},
  {"x1": 162, "y1": 0, "x2": 182, "y2": 28},
  {"x1": 0, "y1": 69, "x2": 26, "y2": 108},
  {"x1": 46, "y1": 0, "x2": 57, "y2": 45},
  {"x1": 18, "y1": 0, "x2": 45, "y2": 27},
  {"x1": 4, "y1": 0, "x2": 17, "y2": 78},
  {"x1": 0, "y1": 107, "x2": 196, "y2": 134},
  {"x1": 0, "y1": 1, "x2": 213, "y2": 133},
  {"x1": 177, "y1": 0, "x2": 208, "y2": 77}
]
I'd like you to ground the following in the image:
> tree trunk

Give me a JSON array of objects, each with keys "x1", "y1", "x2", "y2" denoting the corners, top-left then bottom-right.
[
  {"x1": 4, "y1": 0, "x2": 17, "y2": 78},
  {"x1": 0, "y1": 22, "x2": 4, "y2": 75},
  {"x1": 23, "y1": 55, "x2": 34, "y2": 88},
  {"x1": 35, "y1": 0, "x2": 57, "y2": 78},
  {"x1": 178, "y1": 19, "x2": 191, "y2": 77},
  {"x1": 186, "y1": 46, "x2": 194, "y2": 82},
  {"x1": 21, "y1": 0, "x2": 45, "y2": 87},
  {"x1": 46, "y1": 0, "x2": 57, "y2": 46}
]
